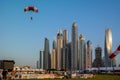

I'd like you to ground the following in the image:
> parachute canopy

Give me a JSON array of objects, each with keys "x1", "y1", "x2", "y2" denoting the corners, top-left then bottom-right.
[
  {"x1": 24, "y1": 6, "x2": 38, "y2": 13},
  {"x1": 109, "y1": 45, "x2": 120, "y2": 59}
]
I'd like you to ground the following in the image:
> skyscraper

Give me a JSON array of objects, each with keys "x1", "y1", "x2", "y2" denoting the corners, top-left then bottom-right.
[
  {"x1": 57, "y1": 30, "x2": 63, "y2": 70},
  {"x1": 95, "y1": 46, "x2": 102, "y2": 60},
  {"x1": 86, "y1": 40, "x2": 92, "y2": 69},
  {"x1": 67, "y1": 42, "x2": 71, "y2": 71},
  {"x1": 36, "y1": 60, "x2": 39, "y2": 69},
  {"x1": 93, "y1": 46, "x2": 103, "y2": 67},
  {"x1": 44, "y1": 38, "x2": 51, "y2": 70},
  {"x1": 63, "y1": 47, "x2": 68, "y2": 70},
  {"x1": 71, "y1": 22, "x2": 78, "y2": 71},
  {"x1": 63, "y1": 29, "x2": 69, "y2": 70},
  {"x1": 39, "y1": 49, "x2": 44, "y2": 69},
  {"x1": 51, "y1": 39, "x2": 57, "y2": 69},
  {"x1": 104, "y1": 28, "x2": 112, "y2": 67},
  {"x1": 51, "y1": 49, "x2": 57, "y2": 69},
  {"x1": 79, "y1": 34, "x2": 85, "y2": 71}
]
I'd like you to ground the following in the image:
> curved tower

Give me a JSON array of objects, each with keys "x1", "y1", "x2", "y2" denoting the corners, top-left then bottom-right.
[{"x1": 104, "y1": 28, "x2": 112, "y2": 67}]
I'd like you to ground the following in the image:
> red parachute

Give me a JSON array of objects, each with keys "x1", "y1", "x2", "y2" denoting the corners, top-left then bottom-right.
[
  {"x1": 24, "y1": 6, "x2": 38, "y2": 20},
  {"x1": 109, "y1": 45, "x2": 120, "y2": 59}
]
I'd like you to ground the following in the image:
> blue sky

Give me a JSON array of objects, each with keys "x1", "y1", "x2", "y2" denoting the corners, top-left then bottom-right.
[{"x1": 0, "y1": 0, "x2": 120, "y2": 68}]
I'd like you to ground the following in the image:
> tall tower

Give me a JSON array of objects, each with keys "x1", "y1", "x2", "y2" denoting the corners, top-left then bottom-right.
[
  {"x1": 36, "y1": 60, "x2": 39, "y2": 69},
  {"x1": 44, "y1": 38, "x2": 51, "y2": 70},
  {"x1": 63, "y1": 29, "x2": 69, "y2": 70},
  {"x1": 63, "y1": 46, "x2": 68, "y2": 70},
  {"x1": 93, "y1": 46, "x2": 103, "y2": 67},
  {"x1": 51, "y1": 49, "x2": 57, "y2": 69},
  {"x1": 57, "y1": 30, "x2": 63, "y2": 70},
  {"x1": 40, "y1": 49, "x2": 44, "y2": 69},
  {"x1": 79, "y1": 34, "x2": 85, "y2": 71},
  {"x1": 51, "y1": 39, "x2": 57, "y2": 69},
  {"x1": 86, "y1": 40, "x2": 92, "y2": 69},
  {"x1": 71, "y1": 22, "x2": 78, "y2": 71},
  {"x1": 95, "y1": 46, "x2": 102, "y2": 60},
  {"x1": 104, "y1": 28, "x2": 112, "y2": 67},
  {"x1": 67, "y1": 42, "x2": 71, "y2": 71}
]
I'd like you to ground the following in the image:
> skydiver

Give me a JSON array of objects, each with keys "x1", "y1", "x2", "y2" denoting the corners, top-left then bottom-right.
[{"x1": 30, "y1": 17, "x2": 33, "y2": 20}]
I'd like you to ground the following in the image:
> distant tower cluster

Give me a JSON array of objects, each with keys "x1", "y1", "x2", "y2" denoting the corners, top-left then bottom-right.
[
  {"x1": 39, "y1": 22, "x2": 93, "y2": 72},
  {"x1": 38, "y1": 22, "x2": 117, "y2": 72}
]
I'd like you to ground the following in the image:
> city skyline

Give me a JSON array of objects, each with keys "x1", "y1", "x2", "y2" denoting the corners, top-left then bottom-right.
[{"x1": 0, "y1": 0, "x2": 120, "y2": 68}]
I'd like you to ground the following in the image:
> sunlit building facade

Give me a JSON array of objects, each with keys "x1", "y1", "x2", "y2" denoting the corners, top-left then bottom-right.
[
  {"x1": 104, "y1": 29, "x2": 112, "y2": 67},
  {"x1": 57, "y1": 30, "x2": 63, "y2": 70},
  {"x1": 51, "y1": 49, "x2": 57, "y2": 69}
]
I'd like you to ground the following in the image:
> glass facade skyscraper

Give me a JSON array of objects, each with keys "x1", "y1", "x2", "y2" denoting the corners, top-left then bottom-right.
[
  {"x1": 44, "y1": 38, "x2": 51, "y2": 70},
  {"x1": 39, "y1": 49, "x2": 44, "y2": 69},
  {"x1": 104, "y1": 28, "x2": 112, "y2": 67}
]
